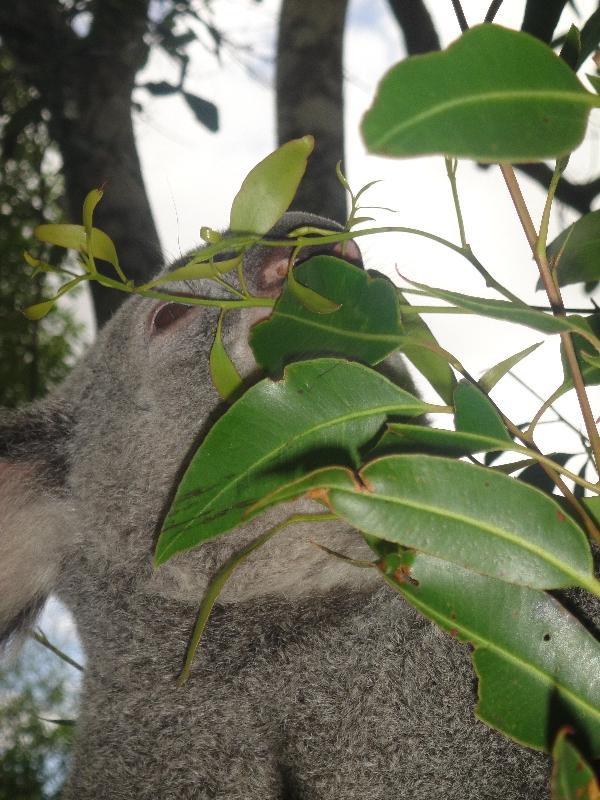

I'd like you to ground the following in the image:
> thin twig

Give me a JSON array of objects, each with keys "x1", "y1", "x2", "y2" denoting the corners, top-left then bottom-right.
[
  {"x1": 450, "y1": 0, "x2": 469, "y2": 31},
  {"x1": 484, "y1": 0, "x2": 504, "y2": 23},
  {"x1": 176, "y1": 512, "x2": 336, "y2": 685},
  {"x1": 499, "y1": 163, "x2": 600, "y2": 471},
  {"x1": 32, "y1": 629, "x2": 84, "y2": 672}
]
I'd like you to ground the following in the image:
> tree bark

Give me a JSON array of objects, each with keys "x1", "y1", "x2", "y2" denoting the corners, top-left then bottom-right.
[
  {"x1": 0, "y1": 1, "x2": 162, "y2": 327},
  {"x1": 276, "y1": 0, "x2": 349, "y2": 224}
]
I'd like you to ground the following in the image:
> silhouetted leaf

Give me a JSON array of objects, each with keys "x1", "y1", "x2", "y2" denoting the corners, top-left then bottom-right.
[{"x1": 182, "y1": 91, "x2": 218, "y2": 132}]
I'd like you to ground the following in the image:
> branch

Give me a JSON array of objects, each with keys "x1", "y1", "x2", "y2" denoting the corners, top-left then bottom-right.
[
  {"x1": 386, "y1": 0, "x2": 441, "y2": 53},
  {"x1": 479, "y1": 161, "x2": 600, "y2": 216}
]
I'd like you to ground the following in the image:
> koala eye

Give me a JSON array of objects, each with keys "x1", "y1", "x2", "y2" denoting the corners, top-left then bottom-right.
[{"x1": 149, "y1": 301, "x2": 195, "y2": 334}]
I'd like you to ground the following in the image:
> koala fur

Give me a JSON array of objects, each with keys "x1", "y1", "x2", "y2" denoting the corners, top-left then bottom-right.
[{"x1": 0, "y1": 212, "x2": 583, "y2": 798}]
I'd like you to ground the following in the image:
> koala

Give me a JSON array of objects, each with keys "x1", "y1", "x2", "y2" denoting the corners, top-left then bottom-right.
[{"x1": 0, "y1": 211, "x2": 576, "y2": 799}]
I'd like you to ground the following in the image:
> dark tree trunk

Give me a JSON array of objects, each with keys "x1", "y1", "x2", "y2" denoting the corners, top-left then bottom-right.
[
  {"x1": 276, "y1": 0, "x2": 349, "y2": 224},
  {"x1": 0, "y1": 1, "x2": 162, "y2": 328}
]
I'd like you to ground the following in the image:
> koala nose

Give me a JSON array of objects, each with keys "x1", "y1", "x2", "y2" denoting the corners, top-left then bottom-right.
[{"x1": 250, "y1": 237, "x2": 363, "y2": 299}]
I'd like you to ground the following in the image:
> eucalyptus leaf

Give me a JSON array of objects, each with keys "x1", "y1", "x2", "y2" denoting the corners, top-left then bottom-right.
[
  {"x1": 454, "y1": 381, "x2": 513, "y2": 442},
  {"x1": 559, "y1": 313, "x2": 600, "y2": 392},
  {"x1": 588, "y1": 74, "x2": 600, "y2": 94},
  {"x1": 397, "y1": 290, "x2": 456, "y2": 404},
  {"x1": 328, "y1": 454, "x2": 595, "y2": 590},
  {"x1": 144, "y1": 256, "x2": 243, "y2": 289},
  {"x1": 82, "y1": 188, "x2": 103, "y2": 234},
  {"x1": 384, "y1": 423, "x2": 520, "y2": 458},
  {"x1": 245, "y1": 452, "x2": 596, "y2": 591},
  {"x1": 209, "y1": 311, "x2": 243, "y2": 401},
  {"x1": 551, "y1": 730, "x2": 600, "y2": 799},
  {"x1": 251, "y1": 256, "x2": 403, "y2": 374},
  {"x1": 35, "y1": 224, "x2": 121, "y2": 276},
  {"x1": 362, "y1": 25, "x2": 595, "y2": 162},
  {"x1": 518, "y1": 453, "x2": 573, "y2": 496},
  {"x1": 559, "y1": 25, "x2": 581, "y2": 71},
  {"x1": 479, "y1": 342, "x2": 542, "y2": 392},
  {"x1": 22, "y1": 298, "x2": 56, "y2": 320},
  {"x1": 403, "y1": 281, "x2": 600, "y2": 348},
  {"x1": 547, "y1": 210, "x2": 600, "y2": 288},
  {"x1": 577, "y1": 6, "x2": 600, "y2": 69},
  {"x1": 154, "y1": 359, "x2": 430, "y2": 566},
  {"x1": 286, "y1": 264, "x2": 340, "y2": 314},
  {"x1": 229, "y1": 137, "x2": 314, "y2": 235},
  {"x1": 583, "y1": 496, "x2": 600, "y2": 527},
  {"x1": 383, "y1": 553, "x2": 600, "y2": 753}
]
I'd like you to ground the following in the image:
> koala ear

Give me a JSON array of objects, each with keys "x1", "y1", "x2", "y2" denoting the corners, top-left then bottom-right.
[{"x1": 0, "y1": 402, "x2": 75, "y2": 649}]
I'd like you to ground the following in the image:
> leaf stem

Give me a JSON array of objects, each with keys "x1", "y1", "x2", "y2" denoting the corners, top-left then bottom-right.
[
  {"x1": 499, "y1": 163, "x2": 600, "y2": 475},
  {"x1": 445, "y1": 158, "x2": 467, "y2": 248},
  {"x1": 32, "y1": 629, "x2": 84, "y2": 672},
  {"x1": 509, "y1": 370, "x2": 591, "y2": 446},
  {"x1": 176, "y1": 513, "x2": 337, "y2": 685},
  {"x1": 484, "y1": 0, "x2": 504, "y2": 23},
  {"x1": 450, "y1": 0, "x2": 469, "y2": 31}
]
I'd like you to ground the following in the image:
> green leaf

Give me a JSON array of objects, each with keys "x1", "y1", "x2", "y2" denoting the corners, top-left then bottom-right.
[
  {"x1": 384, "y1": 422, "x2": 520, "y2": 458},
  {"x1": 22, "y1": 275, "x2": 85, "y2": 320},
  {"x1": 583, "y1": 495, "x2": 600, "y2": 528},
  {"x1": 453, "y1": 381, "x2": 513, "y2": 442},
  {"x1": 479, "y1": 342, "x2": 542, "y2": 392},
  {"x1": 578, "y1": 6, "x2": 600, "y2": 69},
  {"x1": 330, "y1": 454, "x2": 595, "y2": 590},
  {"x1": 154, "y1": 359, "x2": 430, "y2": 565},
  {"x1": 588, "y1": 74, "x2": 600, "y2": 94},
  {"x1": 551, "y1": 730, "x2": 600, "y2": 799},
  {"x1": 144, "y1": 255, "x2": 242, "y2": 289},
  {"x1": 560, "y1": 313, "x2": 600, "y2": 391},
  {"x1": 23, "y1": 251, "x2": 60, "y2": 275},
  {"x1": 547, "y1": 210, "x2": 600, "y2": 288},
  {"x1": 518, "y1": 453, "x2": 573, "y2": 495},
  {"x1": 209, "y1": 311, "x2": 243, "y2": 402},
  {"x1": 251, "y1": 256, "x2": 403, "y2": 373},
  {"x1": 397, "y1": 290, "x2": 456, "y2": 404},
  {"x1": 249, "y1": 452, "x2": 596, "y2": 591},
  {"x1": 34, "y1": 224, "x2": 121, "y2": 276},
  {"x1": 82, "y1": 189, "x2": 103, "y2": 234},
  {"x1": 403, "y1": 280, "x2": 600, "y2": 348},
  {"x1": 559, "y1": 25, "x2": 581, "y2": 71},
  {"x1": 22, "y1": 299, "x2": 56, "y2": 320},
  {"x1": 229, "y1": 137, "x2": 314, "y2": 235},
  {"x1": 286, "y1": 263, "x2": 340, "y2": 314},
  {"x1": 384, "y1": 553, "x2": 600, "y2": 753},
  {"x1": 362, "y1": 24, "x2": 595, "y2": 162}
]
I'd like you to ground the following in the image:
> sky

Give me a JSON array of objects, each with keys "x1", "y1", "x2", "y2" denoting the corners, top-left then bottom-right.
[{"x1": 28, "y1": 0, "x2": 600, "y2": 716}]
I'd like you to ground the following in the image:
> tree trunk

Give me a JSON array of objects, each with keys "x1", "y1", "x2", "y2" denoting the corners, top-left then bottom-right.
[
  {"x1": 0, "y1": 1, "x2": 162, "y2": 328},
  {"x1": 276, "y1": 0, "x2": 349, "y2": 224}
]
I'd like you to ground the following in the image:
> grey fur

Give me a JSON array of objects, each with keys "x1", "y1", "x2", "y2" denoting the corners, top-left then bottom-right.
[{"x1": 0, "y1": 212, "x2": 591, "y2": 798}]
